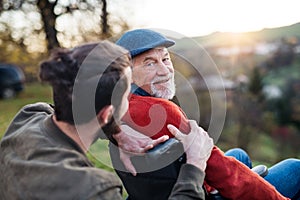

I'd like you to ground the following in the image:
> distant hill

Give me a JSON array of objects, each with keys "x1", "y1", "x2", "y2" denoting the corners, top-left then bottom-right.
[{"x1": 182, "y1": 22, "x2": 300, "y2": 47}]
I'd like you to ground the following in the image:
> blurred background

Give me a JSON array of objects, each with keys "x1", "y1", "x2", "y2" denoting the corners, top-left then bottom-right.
[{"x1": 0, "y1": 0, "x2": 299, "y2": 171}]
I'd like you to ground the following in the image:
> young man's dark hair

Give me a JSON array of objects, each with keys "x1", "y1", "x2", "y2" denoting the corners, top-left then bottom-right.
[{"x1": 39, "y1": 41, "x2": 131, "y2": 126}]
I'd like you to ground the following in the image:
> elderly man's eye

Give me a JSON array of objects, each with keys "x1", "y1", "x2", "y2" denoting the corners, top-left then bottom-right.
[
  {"x1": 163, "y1": 57, "x2": 171, "y2": 63},
  {"x1": 146, "y1": 62, "x2": 155, "y2": 67}
]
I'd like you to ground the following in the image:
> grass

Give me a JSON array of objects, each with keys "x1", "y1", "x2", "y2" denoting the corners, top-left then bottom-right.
[
  {"x1": 88, "y1": 139, "x2": 114, "y2": 172},
  {"x1": 0, "y1": 83, "x2": 53, "y2": 138}
]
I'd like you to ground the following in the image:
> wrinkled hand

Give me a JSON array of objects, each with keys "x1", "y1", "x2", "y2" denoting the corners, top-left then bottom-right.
[
  {"x1": 113, "y1": 125, "x2": 169, "y2": 176},
  {"x1": 167, "y1": 120, "x2": 214, "y2": 171}
]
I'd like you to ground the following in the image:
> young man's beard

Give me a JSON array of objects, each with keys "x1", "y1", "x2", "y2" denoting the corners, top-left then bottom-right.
[{"x1": 99, "y1": 117, "x2": 121, "y2": 145}]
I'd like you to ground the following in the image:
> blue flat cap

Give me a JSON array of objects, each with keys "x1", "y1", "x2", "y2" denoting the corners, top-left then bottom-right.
[{"x1": 116, "y1": 29, "x2": 175, "y2": 57}]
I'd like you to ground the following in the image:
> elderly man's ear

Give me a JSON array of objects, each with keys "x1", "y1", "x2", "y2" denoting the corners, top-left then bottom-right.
[{"x1": 97, "y1": 105, "x2": 114, "y2": 125}]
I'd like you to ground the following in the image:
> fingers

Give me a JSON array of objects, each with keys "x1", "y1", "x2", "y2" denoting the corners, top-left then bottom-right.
[
  {"x1": 188, "y1": 120, "x2": 205, "y2": 133},
  {"x1": 149, "y1": 135, "x2": 169, "y2": 148},
  {"x1": 188, "y1": 120, "x2": 198, "y2": 128},
  {"x1": 118, "y1": 135, "x2": 170, "y2": 176},
  {"x1": 167, "y1": 124, "x2": 184, "y2": 140},
  {"x1": 119, "y1": 151, "x2": 137, "y2": 176}
]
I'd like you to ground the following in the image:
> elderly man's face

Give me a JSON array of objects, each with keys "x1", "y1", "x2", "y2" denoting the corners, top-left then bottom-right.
[{"x1": 132, "y1": 47, "x2": 175, "y2": 99}]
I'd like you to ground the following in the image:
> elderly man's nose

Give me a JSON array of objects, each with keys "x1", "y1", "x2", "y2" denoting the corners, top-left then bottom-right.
[{"x1": 156, "y1": 63, "x2": 170, "y2": 75}]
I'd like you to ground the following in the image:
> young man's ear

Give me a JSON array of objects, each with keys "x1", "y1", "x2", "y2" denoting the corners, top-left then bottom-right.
[{"x1": 97, "y1": 105, "x2": 114, "y2": 125}]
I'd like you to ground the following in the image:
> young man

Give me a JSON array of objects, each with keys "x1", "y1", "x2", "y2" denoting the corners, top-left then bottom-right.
[
  {"x1": 0, "y1": 41, "x2": 214, "y2": 199},
  {"x1": 113, "y1": 29, "x2": 300, "y2": 200}
]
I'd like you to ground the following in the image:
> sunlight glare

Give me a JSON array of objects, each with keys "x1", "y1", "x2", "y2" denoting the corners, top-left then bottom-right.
[{"x1": 129, "y1": 0, "x2": 300, "y2": 37}]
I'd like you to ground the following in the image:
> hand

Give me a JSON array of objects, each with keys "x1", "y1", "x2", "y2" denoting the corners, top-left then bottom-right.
[
  {"x1": 113, "y1": 125, "x2": 169, "y2": 176},
  {"x1": 167, "y1": 120, "x2": 214, "y2": 171}
]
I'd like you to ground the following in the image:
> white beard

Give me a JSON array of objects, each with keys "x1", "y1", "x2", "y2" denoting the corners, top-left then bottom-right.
[{"x1": 150, "y1": 76, "x2": 176, "y2": 100}]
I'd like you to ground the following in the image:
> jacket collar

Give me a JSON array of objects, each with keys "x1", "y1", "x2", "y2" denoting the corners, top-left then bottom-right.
[{"x1": 131, "y1": 83, "x2": 152, "y2": 97}]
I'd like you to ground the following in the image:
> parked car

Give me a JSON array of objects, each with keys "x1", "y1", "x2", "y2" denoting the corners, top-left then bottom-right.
[{"x1": 0, "y1": 64, "x2": 25, "y2": 99}]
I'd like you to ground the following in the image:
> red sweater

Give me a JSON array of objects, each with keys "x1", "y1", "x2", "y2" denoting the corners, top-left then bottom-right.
[{"x1": 122, "y1": 94, "x2": 289, "y2": 200}]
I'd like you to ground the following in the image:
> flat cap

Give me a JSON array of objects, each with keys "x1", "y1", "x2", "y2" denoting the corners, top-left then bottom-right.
[{"x1": 116, "y1": 29, "x2": 175, "y2": 57}]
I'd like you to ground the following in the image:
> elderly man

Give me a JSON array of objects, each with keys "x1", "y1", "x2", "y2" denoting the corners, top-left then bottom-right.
[{"x1": 112, "y1": 29, "x2": 300, "y2": 200}]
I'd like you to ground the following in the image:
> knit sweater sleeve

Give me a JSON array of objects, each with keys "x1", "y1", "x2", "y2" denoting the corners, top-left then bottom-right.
[
  {"x1": 122, "y1": 95, "x2": 190, "y2": 139},
  {"x1": 205, "y1": 147, "x2": 290, "y2": 200}
]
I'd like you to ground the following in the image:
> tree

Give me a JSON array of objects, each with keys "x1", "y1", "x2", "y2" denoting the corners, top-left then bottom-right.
[
  {"x1": 277, "y1": 79, "x2": 300, "y2": 129},
  {"x1": 101, "y1": 0, "x2": 110, "y2": 38},
  {"x1": 0, "y1": 0, "x2": 130, "y2": 52},
  {"x1": 266, "y1": 38, "x2": 296, "y2": 70},
  {"x1": 0, "y1": 0, "x2": 132, "y2": 82},
  {"x1": 233, "y1": 66, "x2": 265, "y2": 151},
  {"x1": 248, "y1": 67, "x2": 263, "y2": 98},
  {"x1": 37, "y1": 0, "x2": 59, "y2": 50}
]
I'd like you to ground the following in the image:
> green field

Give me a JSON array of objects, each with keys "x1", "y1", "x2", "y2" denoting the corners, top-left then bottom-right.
[{"x1": 0, "y1": 83, "x2": 53, "y2": 138}]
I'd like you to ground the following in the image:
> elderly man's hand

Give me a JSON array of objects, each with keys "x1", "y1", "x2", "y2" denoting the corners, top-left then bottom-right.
[{"x1": 113, "y1": 125, "x2": 169, "y2": 176}]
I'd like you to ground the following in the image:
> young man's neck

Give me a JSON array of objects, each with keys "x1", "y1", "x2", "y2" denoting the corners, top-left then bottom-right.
[{"x1": 52, "y1": 115, "x2": 98, "y2": 153}]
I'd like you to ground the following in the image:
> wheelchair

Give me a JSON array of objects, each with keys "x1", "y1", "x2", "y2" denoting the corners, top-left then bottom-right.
[{"x1": 147, "y1": 138, "x2": 269, "y2": 200}]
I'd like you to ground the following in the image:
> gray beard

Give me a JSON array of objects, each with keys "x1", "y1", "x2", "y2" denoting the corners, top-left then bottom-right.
[{"x1": 150, "y1": 81, "x2": 176, "y2": 100}]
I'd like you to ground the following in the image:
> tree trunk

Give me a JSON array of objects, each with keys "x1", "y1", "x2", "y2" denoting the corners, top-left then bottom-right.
[
  {"x1": 101, "y1": 0, "x2": 110, "y2": 38},
  {"x1": 37, "y1": 0, "x2": 60, "y2": 51}
]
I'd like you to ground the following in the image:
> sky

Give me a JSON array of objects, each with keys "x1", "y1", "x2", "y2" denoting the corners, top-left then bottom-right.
[{"x1": 120, "y1": 0, "x2": 300, "y2": 37}]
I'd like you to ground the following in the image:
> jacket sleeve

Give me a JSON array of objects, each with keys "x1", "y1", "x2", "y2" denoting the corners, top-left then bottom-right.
[
  {"x1": 169, "y1": 164, "x2": 206, "y2": 200},
  {"x1": 205, "y1": 147, "x2": 290, "y2": 200},
  {"x1": 89, "y1": 187, "x2": 124, "y2": 200}
]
